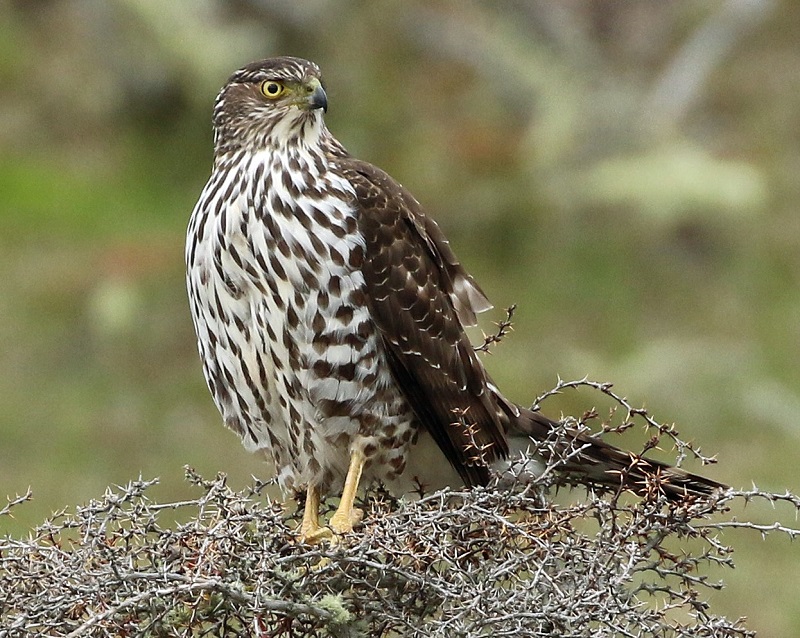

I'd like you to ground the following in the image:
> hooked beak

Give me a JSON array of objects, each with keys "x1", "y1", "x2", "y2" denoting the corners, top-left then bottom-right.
[{"x1": 307, "y1": 83, "x2": 327, "y2": 113}]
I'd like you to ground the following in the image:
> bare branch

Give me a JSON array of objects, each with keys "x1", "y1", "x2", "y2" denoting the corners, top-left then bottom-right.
[
  {"x1": 474, "y1": 305, "x2": 516, "y2": 354},
  {"x1": 1, "y1": 380, "x2": 797, "y2": 637}
]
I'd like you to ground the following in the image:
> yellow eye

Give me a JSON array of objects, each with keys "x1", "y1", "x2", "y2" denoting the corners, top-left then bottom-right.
[{"x1": 260, "y1": 81, "x2": 287, "y2": 99}]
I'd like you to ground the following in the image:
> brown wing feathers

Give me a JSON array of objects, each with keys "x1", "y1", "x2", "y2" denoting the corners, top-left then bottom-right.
[
  {"x1": 344, "y1": 159, "x2": 725, "y2": 499},
  {"x1": 345, "y1": 161, "x2": 509, "y2": 486}
]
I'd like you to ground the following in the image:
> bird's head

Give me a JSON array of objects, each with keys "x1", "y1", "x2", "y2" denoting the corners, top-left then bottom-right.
[{"x1": 212, "y1": 56, "x2": 328, "y2": 157}]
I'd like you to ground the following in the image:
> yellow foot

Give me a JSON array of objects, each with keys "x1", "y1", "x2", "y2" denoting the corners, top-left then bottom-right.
[
  {"x1": 294, "y1": 524, "x2": 336, "y2": 570},
  {"x1": 328, "y1": 447, "x2": 367, "y2": 534},
  {"x1": 297, "y1": 520, "x2": 334, "y2": 545},
  {"x1": 297, "y1": 484, "x2": 334, "y2": 544},
  {"x1": 329, "y1": 506, "x2": 363, "y2": 535}
]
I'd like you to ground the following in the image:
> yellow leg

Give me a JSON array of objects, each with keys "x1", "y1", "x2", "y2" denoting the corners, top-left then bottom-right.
[
  {"x1": 329, "y1": 448, "x2": 366, "y2": 534},
  {"x1": 297, "y1": 484, "x2": 332, "y2": 544}
]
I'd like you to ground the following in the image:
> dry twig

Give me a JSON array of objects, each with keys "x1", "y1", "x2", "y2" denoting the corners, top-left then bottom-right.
[{"x1": 1, "y1": 381, "x2": 798, "y2": 637}]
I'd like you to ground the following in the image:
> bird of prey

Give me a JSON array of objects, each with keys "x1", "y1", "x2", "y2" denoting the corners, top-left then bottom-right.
[{"x1": 186, "y1": 57, "x2": 724, "y2": 541}]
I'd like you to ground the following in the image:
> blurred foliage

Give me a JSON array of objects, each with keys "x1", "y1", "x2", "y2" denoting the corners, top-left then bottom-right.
[{"x1": 1, "y1": 0, "x2": 799, "y2": 634}]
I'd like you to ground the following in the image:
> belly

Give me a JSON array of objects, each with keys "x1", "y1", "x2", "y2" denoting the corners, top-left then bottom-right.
[{"x1": 187, "y1": 216, "x2": 423, "y2": 494}]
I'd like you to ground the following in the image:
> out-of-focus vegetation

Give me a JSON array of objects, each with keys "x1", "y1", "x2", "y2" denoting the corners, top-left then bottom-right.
[{"x1": 0, "y1": 1, "x2": 798, "y2": 634}]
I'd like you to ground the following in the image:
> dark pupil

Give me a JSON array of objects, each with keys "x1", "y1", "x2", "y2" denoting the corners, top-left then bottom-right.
[{"x1": 266, "y1": 83, "x2": 280, "y2": 94}]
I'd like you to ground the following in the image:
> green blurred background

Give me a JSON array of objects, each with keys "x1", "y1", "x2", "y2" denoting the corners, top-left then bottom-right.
[{"x1": 1, "y1": 0, "x2": 798, "y2": 633}]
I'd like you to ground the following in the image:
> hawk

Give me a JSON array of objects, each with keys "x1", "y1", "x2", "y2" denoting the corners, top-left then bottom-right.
[{"x1": 186, "y1": 57, "x2": 724, "y2": 541}]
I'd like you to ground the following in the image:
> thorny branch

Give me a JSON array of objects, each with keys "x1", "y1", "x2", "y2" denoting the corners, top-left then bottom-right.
[
  {"x1": 534, "y1": 376, "x2": 719, "y2": 466},
  {"x1": 474, "y1": 305, "x2": 516, "y2": 354},
  {"x1": 0, "y1": 490, "x2": 32, "y2": 519},
  {"x1": 1, "y1": 380, "x2": 798, "y2": 637}
]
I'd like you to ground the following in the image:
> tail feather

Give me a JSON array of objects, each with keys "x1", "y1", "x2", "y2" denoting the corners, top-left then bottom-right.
[{"x1": 510, "y1": 406, "x2": 726, "y2": 500}]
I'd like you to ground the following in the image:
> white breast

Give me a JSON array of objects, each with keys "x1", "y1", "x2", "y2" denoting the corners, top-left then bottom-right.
[{"x1": 187, "y1": 147, "x2": 413, "y2": 493}]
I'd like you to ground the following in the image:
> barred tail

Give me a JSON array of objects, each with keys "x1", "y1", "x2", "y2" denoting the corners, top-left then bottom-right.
[{"x1": 509, "y1": 406, "x2": 726, "y2": 500}]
